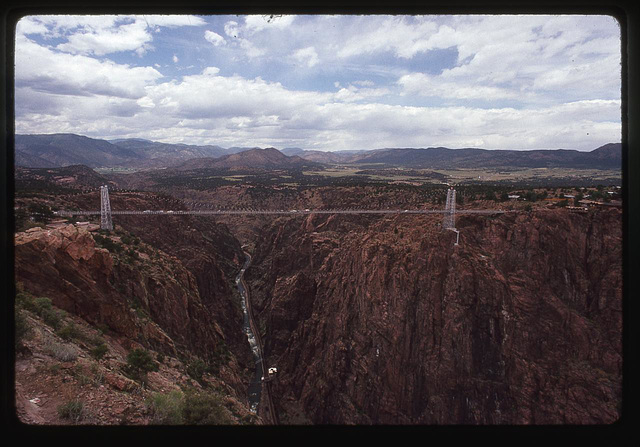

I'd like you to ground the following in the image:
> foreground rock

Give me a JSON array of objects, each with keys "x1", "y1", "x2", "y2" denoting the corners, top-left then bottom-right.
[{"x1": 14, "y1": 224, "x2": 256, "y2": 423}]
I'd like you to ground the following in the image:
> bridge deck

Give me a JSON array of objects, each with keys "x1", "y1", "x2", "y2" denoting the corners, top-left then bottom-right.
[{"x1": 55, "y1": 209, "x2": 508, "y2": 216}]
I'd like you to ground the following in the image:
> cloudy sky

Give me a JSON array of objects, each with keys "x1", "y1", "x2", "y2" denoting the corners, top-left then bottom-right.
[{"x1": 14, "y1": 14, "x2": 621, "y2": 151}]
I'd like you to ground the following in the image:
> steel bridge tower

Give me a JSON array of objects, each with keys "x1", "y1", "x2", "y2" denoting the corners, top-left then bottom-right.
[
  {"x1": 100, "y1": 185, "x2": 113, "y2": 231},
  {"x1": 443, "y1": 187, "x2": 459, "y2": 245}
]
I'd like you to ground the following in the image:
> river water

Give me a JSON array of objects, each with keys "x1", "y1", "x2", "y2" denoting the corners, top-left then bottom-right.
[{"x1": 235, "y1": 252, "x2": 263, "y2": 413}]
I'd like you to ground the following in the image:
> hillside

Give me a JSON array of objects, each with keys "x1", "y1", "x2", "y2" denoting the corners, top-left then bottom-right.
[
  {"x1": 174, "y1": 147, "x2": 324, "y2": 172},
  {"x1": 338, "y1": 144, "x2": 622, "y2": 170},
  {"x1": 14, "y1": 227, "x2": 260, "y2": 425},
  {"x1": 15, "y1": 134, "x2": 239, "y2": 169},
  {"x1": 15, "y1": 134, "x2": 142, "y2": 168},
  {"x1": 108, "y1": 139, "x2": 236, "y2": 168},
  {"x1": 15, "y1": 165, "x2": 112, "y2": 192}
]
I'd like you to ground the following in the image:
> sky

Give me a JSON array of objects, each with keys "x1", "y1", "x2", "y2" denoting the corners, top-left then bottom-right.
[{"x1": 14, "y1": 14, "x2": 622, "y2": 151}]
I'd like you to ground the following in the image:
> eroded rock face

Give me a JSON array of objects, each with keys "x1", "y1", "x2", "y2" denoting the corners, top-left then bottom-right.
[
  {"x1": 246, "y1": 209, "x2": 622, "y2": 424},
  {"x1": 15, "y1": 225, "x2": 227, "y2": 363}
]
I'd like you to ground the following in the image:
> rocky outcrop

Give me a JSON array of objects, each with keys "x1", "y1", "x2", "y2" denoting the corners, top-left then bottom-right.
[
  {"x1": 246, "y1": 209, "x2": 622, "y2": 424},
  {"x1": 14, "y1": 225, "x2": 237, "y2": 377}
]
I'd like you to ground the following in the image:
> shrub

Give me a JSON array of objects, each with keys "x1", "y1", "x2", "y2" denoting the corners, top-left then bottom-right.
[
  {"x1": 15, "y1": 308, "x2": 32, "y2": 349},
  {"x1": 124, "y1": 348, "x2": 158, "y2": 382},
  {"x1": 45, "y1": 340, "x2": 78, "y2": 362},
  {"x1": 90, "y1": 343, "x2": 108, "y2": 360},
  {"x1": 57, "y1": 400, "x2": 86, "y2": 422},
  {"x1": 186, "y1": 358, "x2": 207, "y2": 384},
  {"x1": 93, "y1": 234, "x2": 123, "y2": 253},
  {"x1": 32, "y1": 297, "x2": 63, "y2": 329},
  {"x1": 147, "y1": 391, "x2": 184, "y2": 425},
  {"x1": 525, "y1": 191, "x2": 538, "y2": 202},
  {"x1": 57, "y1": 323, "x2": 81, "y2": 341},
  {"x1": 182, "y1": 391, "x2": 232, "y2": 425}
]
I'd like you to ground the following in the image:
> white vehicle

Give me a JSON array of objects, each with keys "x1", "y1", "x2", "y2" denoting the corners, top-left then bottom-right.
[{"x1": 268, "y1": 367, "x2": 278, "y2": 375}]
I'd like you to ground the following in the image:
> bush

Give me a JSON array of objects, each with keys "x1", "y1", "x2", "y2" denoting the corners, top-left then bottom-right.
[
  {"x1": 525, "y1": 191, "x2": 538, "y2": 202},
  {"x1": 57, "y1": 400, "x2": 86, "y2": 422},
  {"x1": 147, "y1": 391, "x2": 184, "y2": 425},
  {"x1": 15, "y1": 308, "x2": 32, "y2": 349},
  {"x1": 31, "y1": 297, "x2": 63, "y2": 329},
  {"x1": 93, "y1": 234, "x2": 123, "y2": 253},
  {"x1": 124, "y1": 348, "x2": 158, "y2": 382},
  {"x1": 90, "y1": 343, "x2": 108, "y2": 360},
  {"x1": 183, "y1": 391, "x2": 232, "y2": 425},
  {"x1": 57, "y1": 323, "x2": 81, "y2": 341},
  {"x1": 186, "y1": 358, "x2": 207, "y2": 384},
  {"x1": 45, "y1": 340, "x2": 78, "y2": 362}
]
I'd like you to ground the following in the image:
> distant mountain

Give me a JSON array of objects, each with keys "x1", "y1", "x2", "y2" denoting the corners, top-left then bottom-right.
[
  {"x1": 15, "y1": 134, "x2": 249, "y2": 169},
  {"x1": 585, "y1": 143, "x2": 622, "y2": 168},
  {"x1": 108, "y1": 137, "x2": 153, "y2": 144},
  {"x1": 15, "y1": 134, "x2": 142, "y2": 168},
  {"x1": 14, "y1": 133, "x2": 621, "y2": 171},
  {"x1": 109, "y1": 138, "x2": 232, "y2": 167},
  {"x1": 280, "y1": 147, "x2": 305, "y2": 156},
  {"x1": 174, "y1": 147, "x2": 323, "y2": 171},
  {"x1": 323, "y1": 143, "x2": 622, "y2": 170}
]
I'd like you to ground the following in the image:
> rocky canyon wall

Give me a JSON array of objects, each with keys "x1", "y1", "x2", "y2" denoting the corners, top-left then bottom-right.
[{"x1": 246, "y1": 209, "x2": 622, "y2": 424}]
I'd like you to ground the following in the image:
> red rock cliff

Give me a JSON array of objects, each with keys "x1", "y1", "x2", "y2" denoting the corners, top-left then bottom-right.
[
  {"x1": 246, "y1": 209, "x2": 622, "y2": 424},
  {"x1": 14, "y1": 224, "x2": 247, "y2": 393}
]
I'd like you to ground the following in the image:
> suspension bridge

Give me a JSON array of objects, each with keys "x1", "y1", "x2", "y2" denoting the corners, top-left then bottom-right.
[{"x1": 54, "y1": 186, "x2": 506, "y2": 241}]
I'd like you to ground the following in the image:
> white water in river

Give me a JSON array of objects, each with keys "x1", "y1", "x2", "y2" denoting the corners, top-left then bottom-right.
[{"x1": 235, "y1": 253, "x2": 263, "y2": 413}]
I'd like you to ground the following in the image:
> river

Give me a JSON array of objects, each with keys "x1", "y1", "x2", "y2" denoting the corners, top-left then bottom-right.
[{"x1": 235, "y1": 252, "x2": 263, "y2": 413}]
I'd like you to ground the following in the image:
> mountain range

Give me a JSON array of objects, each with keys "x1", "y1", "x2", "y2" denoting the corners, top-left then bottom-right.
[
  {"x1": 173, "y1": 147, "x2": 322, "y2": 171},
  {"x1": 14, "y1": 133, "x2": 621, "y2": 171}
]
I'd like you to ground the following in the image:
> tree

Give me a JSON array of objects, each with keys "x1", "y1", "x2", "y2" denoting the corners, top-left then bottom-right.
[
  {"x1": 574, "y1": 193, "x2": 584, "y2": 206},
  {"x1": 525, "y1": 191, "x2": 537, "y2": 202},
  {"x1": 124, "y1": 348, "x2": 158, "y2": 382}
]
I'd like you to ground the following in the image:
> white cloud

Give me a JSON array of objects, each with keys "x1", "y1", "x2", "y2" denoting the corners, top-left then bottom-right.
[
  {"x1": 17, "y1": 15, "x2": 206, "y2": 56},
  {"x1": 14, "y1": 15, "x2": 621, "y2": 151},
  {"x1": 15, "y1": 35, "x2": 163, "y2": 99},
  {"x1": 292, "y1": 47, "x2": 319, "y2": 68},
  {"x1": 337, "y1": 16, "x2": 439, "y2": 59},
  {"x1": 204, "y1": 30, "x2": 226, "y2": 46},
  {"x1": 55, "y1": 19, "x2": 153, "y2": 56},
  {"x1": 244, "y1": 15, "x2": 295, "y2": 33},
  {"x1": 224, "y1": 21, "x2": 238, "y2": 37},
  {"x1": 222, "y1": 19, "x2": 265, "y2": 59},
  {"x1": 398, "y1": 72, "x2": 522, "y2": 101}
]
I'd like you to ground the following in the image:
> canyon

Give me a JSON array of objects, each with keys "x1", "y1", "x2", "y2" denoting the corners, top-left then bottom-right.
[{"x1": 12, "y1": 152, "x2": 623, "y2": 425}]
